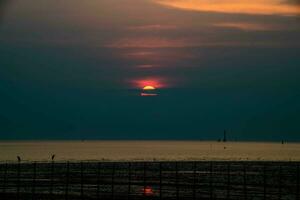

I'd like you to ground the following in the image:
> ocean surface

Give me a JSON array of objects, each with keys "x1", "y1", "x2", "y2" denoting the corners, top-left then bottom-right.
[{"x1": 0, "y1": 141, "x2": 299, "y2": 162}]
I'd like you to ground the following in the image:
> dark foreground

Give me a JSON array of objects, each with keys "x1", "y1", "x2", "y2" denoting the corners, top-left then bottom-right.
[{"x1": 0, "y1": 161, "x2": 299, "y2": 200}]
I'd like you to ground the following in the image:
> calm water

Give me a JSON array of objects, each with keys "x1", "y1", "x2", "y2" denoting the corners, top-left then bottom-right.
[{"x1": 0, "y1": 141, "x2": 299, "y2": 162}]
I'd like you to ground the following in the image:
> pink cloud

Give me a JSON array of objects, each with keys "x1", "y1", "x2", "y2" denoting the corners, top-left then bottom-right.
[
  {"x1": 213, "y1": 22, "x2": 283, "y2": 31},
  {"x1": 127, "y1": 24, "x2": 178, "y2": 31}
]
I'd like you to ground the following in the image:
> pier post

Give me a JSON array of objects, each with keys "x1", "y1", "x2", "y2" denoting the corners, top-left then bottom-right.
[
  {"x1": 2, "y1": 163, "x2": 7, "y2": 199},
  {"x1": 297, "y1": 164, "x2": 299, "y2": 200},
  {"x1": 32, "y1": 162, "x2": 37, "y2": 200},
  {"x1": 128, "y1": 162, "x2": 131, "y2": 200},
  {"x1": 143, "y1": 162, "x2": 146, "y2": 195},
  {"x1": 193, "y1": 161, "x2": 196, "y2": 200},
  {"x1": 227, "y1": 163, "x2": 230, "y2": 200},
  {"x1": 159, "y1": 162, "x2": 162, "y2": 200},
  {"x1": 243, "y1": 163, "x2": 247, "y2": 200},
  {"x1": 111, "y1": 163, "x2": 115, "y2": 200},
  {"x1": 279, "y1": 165, "x2": 282, "y2": 200},
  {"x1": 50, "y1": 160, "x2": 54, "y2": 200},
  {"x1": 97, "y1": 162, "x2": 101, "y2": 200},
  {"x1": 81, "y1": 162, "x2": 84, "y2": 200},
  {"x1": 175, "y1": 162, "x2": 179, "y2": 200},
  {"x1": 17, "y1": 159, "x2": 21, "y2": 200},
  {"x1": 210, "y1": 162, "x2": 213, "y2": 200},
  {"x1": 263, "y1": 164, "x2": 266, "y2": 200},
  {"x1": 65, "y1": 162, "x2": 69, "y2": 200}
]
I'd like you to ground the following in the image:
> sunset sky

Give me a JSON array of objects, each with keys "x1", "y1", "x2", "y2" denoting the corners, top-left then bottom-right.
[{"x1": 0, "y1": 0, "x2": 300, "y2": 140}]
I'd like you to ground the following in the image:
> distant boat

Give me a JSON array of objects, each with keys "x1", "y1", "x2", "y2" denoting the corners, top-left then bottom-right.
[{"x1": 223, "y1": 130, "x2": 227, "y2": 142}]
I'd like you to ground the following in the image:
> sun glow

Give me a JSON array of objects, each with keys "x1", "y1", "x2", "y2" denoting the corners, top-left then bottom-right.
[
  {"x1": 132, "y1": 78, "x2": 165, "y2": 89},
  {"x1": 130, "y1": 78, "x2": 168, "y2": 96}
]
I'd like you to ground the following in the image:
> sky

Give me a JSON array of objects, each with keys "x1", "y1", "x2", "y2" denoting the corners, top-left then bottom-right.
[{"x1": 0, "y1": 0, "x2": 300, "y2": 140}]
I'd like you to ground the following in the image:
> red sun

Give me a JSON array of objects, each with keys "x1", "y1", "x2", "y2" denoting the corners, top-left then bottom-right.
[{"x1": 134, "y1": 79, "x2": 164, "y2": 90}]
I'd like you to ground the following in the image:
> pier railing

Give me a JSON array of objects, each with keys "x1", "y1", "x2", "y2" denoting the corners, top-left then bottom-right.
[{"x1": 0, "y1": 161, "x2": 299, "y2": 199}]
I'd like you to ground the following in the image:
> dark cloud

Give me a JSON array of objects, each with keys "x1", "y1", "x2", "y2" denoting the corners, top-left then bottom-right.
[
  {"x1": 0, "y1": 0, "x2": 9, "y2": 25},
  {"x1": 0, "y1": 0, "x2": 8, "y2": 9},
  {"x1": 284, "y1": 0, "x2": 300, "y2": 5}
]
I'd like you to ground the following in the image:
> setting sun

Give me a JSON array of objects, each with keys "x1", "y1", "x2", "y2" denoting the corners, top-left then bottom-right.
[{"x1": 143, "y1": 86, "x2": 156, "y2": 90}]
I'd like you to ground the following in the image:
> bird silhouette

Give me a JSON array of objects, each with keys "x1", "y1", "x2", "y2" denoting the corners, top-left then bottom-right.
[
  {"x1": 17, "y1": 156, "x2": 21, "y2": 162},
  {"x1": 51, "y1": 154, "x2": 56, "y2": 161}
]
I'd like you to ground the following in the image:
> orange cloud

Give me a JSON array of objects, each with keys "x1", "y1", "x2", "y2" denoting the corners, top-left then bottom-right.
[
  {"x1": 155, "y1": 0, "x2": 300, "y2": 16},
  {"x1": 106, "y1": 36, "x2": 300, "y2": 49},
  {"x1": 137, "y1": 64, "x2": 160, "y2": 68},
  {"x1": 213, "y1": 22, "x2": 283, "y2": 31},
  {"x1": 106, "y1": 37, "x2": 191, "y2": 48}
]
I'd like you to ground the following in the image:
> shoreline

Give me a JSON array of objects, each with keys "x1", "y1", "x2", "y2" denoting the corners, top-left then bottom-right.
[
  {"x1": 0, "y1": 140, "x2": 299, "y2": 143},
  {"x1": 1, "y1": 141, "x2": 299, "y2": 162}
]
